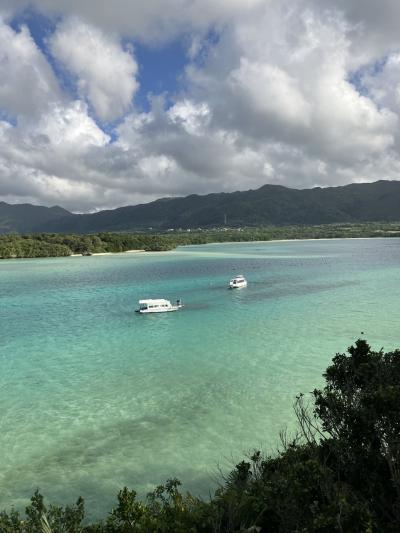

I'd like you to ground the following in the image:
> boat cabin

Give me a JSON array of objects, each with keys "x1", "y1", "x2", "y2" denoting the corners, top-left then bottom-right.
[
  {"x1": 136, "y1": 298, "x2": 183, "y2": 313},
  {"x1": 229, "y1": 275, "x2": 247, "y2": 289}
]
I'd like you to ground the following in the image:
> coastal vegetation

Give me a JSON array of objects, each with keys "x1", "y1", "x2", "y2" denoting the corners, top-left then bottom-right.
[
  {"x1": 1, "y1": 222, "x2": 400, "y2": 258},
  {"x1": 1, "y1": 339, "x2": 399, "y2": 531},
  {"x1": 3, "y1": 181, "x2": 400, "y2": 234}
]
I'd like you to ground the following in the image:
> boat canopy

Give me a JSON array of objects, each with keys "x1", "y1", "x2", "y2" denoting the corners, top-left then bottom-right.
[{"x1": 139, "y1": 299, "x2": 171, "y2": 306}]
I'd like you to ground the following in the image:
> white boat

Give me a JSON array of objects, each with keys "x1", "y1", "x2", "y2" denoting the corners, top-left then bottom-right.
[
  {"x1": 229, "y1": 275, "x2": 247, "y2": 289},
  {"x1": 136, "y1": 299, "x2": 183, "y2": 313}
]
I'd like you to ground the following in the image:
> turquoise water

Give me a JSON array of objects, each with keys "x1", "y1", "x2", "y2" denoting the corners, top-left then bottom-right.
[{"x1": 1, "y1": 238, "x2": 400, "y2": 517}]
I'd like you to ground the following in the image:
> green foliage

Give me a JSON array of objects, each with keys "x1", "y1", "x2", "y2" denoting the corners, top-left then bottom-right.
[
  {"x1": 2, "y1": 222, "x2": 400, "y2": 259},
  {"x1": 3, "y1": 179, "x2": 400, "y2": 234},
  {"x1": 1, "y1": 340, "x2": 399, "y2": 532},
  {"x1": 4, "y1": 181, "x2": 400, "y2": 235},
  {"x1": 0, "y1": 490, "x2": 85, "y2": 532},
  {"x1": 312, "y1": 340, "x2": 400, "y2": 530},
  {"x1": 0, "y1": 235, "x2": 71, "y2": 258},
  {"x1": 103, "y1": 480, "x2": 209, "y2": 532}
]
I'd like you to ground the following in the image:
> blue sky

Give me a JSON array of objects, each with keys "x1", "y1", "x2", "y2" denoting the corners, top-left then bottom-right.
[
  {"x1": 134, "y1": 40, "x2": 188, "y2": 111},
  {"x1": 0, "y1": 0, "x2": 399, "y2": 211},
  {"x1": 10, "y1": 7, "x2": 189, "y2": 114}
]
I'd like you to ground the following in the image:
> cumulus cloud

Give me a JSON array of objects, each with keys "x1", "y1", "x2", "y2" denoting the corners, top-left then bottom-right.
[
  {"x1": 0, "y1": 95, "x2": 111, "y2": 210},
  {"x1": 228, "y1": 59, "x2": 311, "y2": 127},
  {"x1": 0, "y1": 18, "x2": 63, "y2": 119},
  {"x1": 2, "y1": 0, "x2": 264, "y2": 41},
  {"x1": 1, "y1": 0, "x2": 400, "y2": 211},
  {"x1": 37, "y1": 101, "x2": 109, "y2": 149},
  {"x1": 361, "y1": 54, "x2": 400, "y2": 111},
  {"x1": 316, "y1": 0, "x2": 400, "y2": 67},
  {"x1": 49, "y1": 18, "x2": 138, "y2": 121}
]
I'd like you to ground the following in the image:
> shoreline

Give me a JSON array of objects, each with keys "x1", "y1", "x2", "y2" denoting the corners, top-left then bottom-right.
[
  {"x1": 67, "y1": 236, "x2": 396, "y2": 258},
  {"x1": 1, "y1": 235, "x2": 399, "y2": 260},
  {"x1": 70, "y1": 249, "x2": 145, "y2": 257},
  {"x1": 203, "y1": 236, "x2": 389, "y2": 245}
]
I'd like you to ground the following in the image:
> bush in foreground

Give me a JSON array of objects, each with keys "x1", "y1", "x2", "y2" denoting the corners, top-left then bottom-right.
[{"x1": 1, "y1": 339, "x2": 399, "y2": 532}]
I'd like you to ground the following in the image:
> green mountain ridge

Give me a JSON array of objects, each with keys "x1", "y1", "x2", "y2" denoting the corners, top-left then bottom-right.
[
  {"x1": 1, "y1": 180, "x2": 400, "y2": 234},
  {"x1": 0, "y1": 201, "x2": 72, "y2": 234}
]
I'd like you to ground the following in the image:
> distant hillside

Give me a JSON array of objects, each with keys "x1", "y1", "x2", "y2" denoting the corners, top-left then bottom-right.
[
  {"x1": 1, "y1": 180, "x2": 400, "y2": 234},
  {"x1": 0, "y1": 202, "x2": 72, "y2": 233}
]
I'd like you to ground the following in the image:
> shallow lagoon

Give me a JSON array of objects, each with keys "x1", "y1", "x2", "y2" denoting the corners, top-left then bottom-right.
[{"x1": 1, "y1": 238, "x2": 400, "y2": 517}]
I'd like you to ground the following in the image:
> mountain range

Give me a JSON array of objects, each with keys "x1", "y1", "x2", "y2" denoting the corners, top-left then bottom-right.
[
  {"x1": 0, "y1": 201, "x2": 72, "y2": 234},
  {"x1": 1, "y1": 180, "x2": 400, "y2": 234}
]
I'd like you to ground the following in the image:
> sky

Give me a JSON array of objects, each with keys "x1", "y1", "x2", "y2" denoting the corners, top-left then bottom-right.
[{"x1": 1, "y1": 1, "x2": 400, "y2": 212}]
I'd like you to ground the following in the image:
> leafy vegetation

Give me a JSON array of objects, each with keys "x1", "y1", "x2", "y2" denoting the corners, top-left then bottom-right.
[
  {"x1": 1, "y1": 221, "x2": 400, "y2": 258},
  {"x1": 1, "y1": 339, "x2": 399, "y2": 531},
  {"x1": 3, "y1": 181, "x2": 400, "y2": 234}
]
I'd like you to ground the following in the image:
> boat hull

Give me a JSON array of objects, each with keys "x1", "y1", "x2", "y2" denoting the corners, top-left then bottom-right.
[
  {"x1": 136, "y1": 307, "x2": 180, "y2": 313},
  {"x1": 229, "y1": 275, "x2": 247, "y2": 289},
  {"x1": 229, "y1": 281, "x2": 247, "y2": 289}
]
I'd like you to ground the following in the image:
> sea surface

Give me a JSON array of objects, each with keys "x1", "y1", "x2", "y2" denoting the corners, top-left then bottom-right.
[{"x1": 1, "y1": 238, "x2": 400, "y2": 518}]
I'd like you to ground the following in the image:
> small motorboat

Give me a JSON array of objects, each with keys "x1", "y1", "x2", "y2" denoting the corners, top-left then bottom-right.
[
  {"x1": 136, "y1": 299, "x2": 183, "y2": 313},
  {"x1": 229, "y1": 275, "x2": 247, "y2": 289}
]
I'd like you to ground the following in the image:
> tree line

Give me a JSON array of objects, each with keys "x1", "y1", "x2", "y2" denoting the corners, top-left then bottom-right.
[
  {"x1": 1, "y1": 339, "x2": 399, "y2": 531},
  {"x1": 1, "y1": 222, "x2": 400, "y2": 259}
]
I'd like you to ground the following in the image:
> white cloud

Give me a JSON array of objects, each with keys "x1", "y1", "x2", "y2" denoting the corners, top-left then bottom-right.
[
  {"x1": 0, "y1": 18, "x2": 62, "y2": 119},
  {"x1": 37, "y1": 101, "x2": 110, "y2": 149},
  {"x1": 228, "y1": 59, "x2": 311, "y2": 127},
  {"x1": 2, "y1": 1, "x2": 400, "y2": 211},
  {"x1": 315, "y1": 0, "x2": 400, "y2": 68},
  {"x1": 186, "y1": 1, "x2": 397, "y2": 165},
  {"x1": 167, "y1": 100, "x2": 210, "y2": 135},
  {"x1": 0, "y1": 98, "x2": 111, "y2": 209},
  {"x1": 2, "y1": 0, "x2": 264, "y2": 41},
  {"x1": 361, "y1": 54, "x2": 400, "y2": 111},
  {"x1": 50, "y1": 17, "x2": 138, "y2": 121}
]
